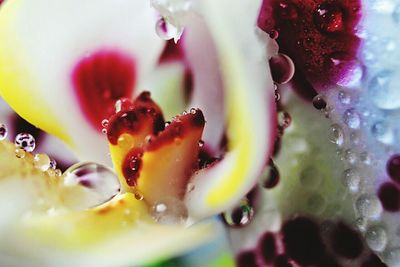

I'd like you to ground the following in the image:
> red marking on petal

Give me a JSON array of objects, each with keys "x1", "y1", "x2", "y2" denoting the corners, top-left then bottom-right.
[
  {"x1": 106, "y1": 92, "x2": 164, "y2": 145},
  {"x1": 122, "y1": 148, "x2": 143, "y2": 187},
  {"x1": 72, "y1": 50, "x2": 136, "y2": 131},
  {"x1": 258, "y1": 0, "x2": 362, "y2": 94}
]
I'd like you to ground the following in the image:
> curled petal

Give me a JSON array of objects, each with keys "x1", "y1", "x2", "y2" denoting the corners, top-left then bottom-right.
[{"x1": 184, "y1": 0, "x2": 276, "y2": 221}]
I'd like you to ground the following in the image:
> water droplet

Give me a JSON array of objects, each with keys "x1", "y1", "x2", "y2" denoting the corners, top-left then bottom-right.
[
  {"x1": 0, "y1": 124, "x2": 8, "y2": 140},
  {"x1": 369, "y1": 70, "x2": 400, "y2": 110},
  {"x1": 14, "y1": 148, "x2": 25, "y2": 159},
  {"x1": 278, "y1": 111, "x2": 292, "y2": 129},
  {"x1": 350, "y1": 131, "x2": 360, "y2": 145},
  {"x1": 328, "y1": 124, "x2": 344, "y2": 147},
  {"x1": 356, "y1": 194, "x2": 382, "y2": 219},
  {"x1": 33, "y1": 153, "x2": 51, "y2": 172},
  {"x1": 314, "y1": 3, "x2": 344, "y2": 33},
  {"x1": 186, "y1": 183, "x2": 195, "y2": 193},
  {"x1": 312, "y1": 95, "x2": 327, "y2": 110},
  {"x1": 299, "y1": 166, "x2": 321, "y2": 189},
  {"x1": 344, "y1": 149, "x2": 357, "y2": 165},
  {"x1": 260, "y1": 160, "x2": 280, "y2": 189},
  {"x1": 115, "y1": 99, "x2": 122, "y2": 113},
  {"x1": 49, "y1": 159, "x2": 57, "y2": 170},
  {"x1": 269, "y1": 53, "x2": 295, "y2": 84},
  {"x1": 354, "y1": 217, "x2": 367, "y2": 232},
  {"x1": 269, "y1": 30, "x2": 279, "y2": 39},
  {"x1": 343, "y1": 108, "x2": 360, "y2": 129},
  {"x1": 190, "y1": 108, "x2": 197, "y2": 114},
  {"x1": 223, "y1": 198, "x2": 254, "y2": 227},
  {"x1": 165, "y1": 121, "x2": 171, "y2": 127},
  {"x1": 101, "y1": 119, "x2": 109, "y2": 128},
  {"x1": 307, "y1": 193, "x2": 326, "y2": 214},
  {"x1": 54, "y1": 169, "x2": 62, "y2": 177},
  {"x1": 155, "y1": 17, "x2": 183, "y2": 42},
  {"x1": 383, "y1": 247, "x2": 400, "y2": 266},
  {"x1": 198, "y1": 140, "x2": 204, "y2": 147},
  {"x1": 151, "y1": 198, "x2": 188, "y2": 224},
  {"x1": 277, "y1": 1, "x2": 298, "y2": 20},
  {"x1": 366, "y1": 226, "x2": 387, "y2": 252},
  {"x1": 393, "y1": 4, "x2": 400, "y2": 24},
  {"x1": 360, "y1": 152, "x2": 371, "y2": 165},
  {"x1": 342, "y1": 168, "x2": 360, "y2": 193},
  {"x1": 274, "y1": 89, "x2": 281, "y2": 102},
  {"x1": 63, "y1": 162, "x2": 121, "y2": 207},
  {"x1": 101, "y1": 128, "x2": 107, "y2": 134},
  {"x1": 371, "y1": 121, "x2": 394, "y2": 144},
  {"x1": 338, "y1": 90, "x2": 351, "y2": 104},
  {"x1": 14, "y1": 133, "x2": 36, "y2": 152}
]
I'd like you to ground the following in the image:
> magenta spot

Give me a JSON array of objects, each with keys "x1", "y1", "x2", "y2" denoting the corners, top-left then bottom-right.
[
  {"x1": 282, "y1": 217, "x2": 325, "y2": 265},
  {"x1": 236, "y1": 250, "x2": 259, "y2": 267},
  {"x1": 387, "y1": 154, "x2": 400, "y2": 185},
  {"x1": 258, "y1": 232, "x2": 277, "y2": 263},
  {"x1": 378, "y1": 182, "x2": 400, "y2": 212},
  {"x1": 72, "y1": 50, "x2": 136, "y2": 131},
  {"x1": 258, "y1": 0, "x2": 362, "y2": 96},
  {"x1": 330, "y1": 222, "x2": 363, "y2": 259}
]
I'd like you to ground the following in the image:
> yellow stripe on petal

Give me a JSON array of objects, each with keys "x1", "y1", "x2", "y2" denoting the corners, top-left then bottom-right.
[
  {"x1": 184, "y1": 0, "x2": 275, "y2": 220},
  {"x1": 0, "y1": 1, "x2": 70, "y2": 143}
]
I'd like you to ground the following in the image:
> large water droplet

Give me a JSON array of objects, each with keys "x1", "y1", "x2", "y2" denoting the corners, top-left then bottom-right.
[
  {"x1": 14, "y1": 133, "x2": 36, "y2": 152},
  {"x1": 155, "y1": 17, "x2": 183, "y2": 42},
  {"x1": 223, "y1": 198, "x2": 254, "y2": 227},
  {"x1": 366, "y1": 226, "x2": 387, "y2": 252},
  {"x1": 0, "y1": 124, "x2": 8, "y2": 140},
  {"x1": 369, "y1": 70, "x2": 400, "y2": 110},
  {"x1": 269, "y1": 54, "x2": 295, "y2": 84},
  {"x1": 63, "y1": 162, "x2": 121, "y2": 207},
  {"x1": 260, "y1": 160, "x2": 280, "y2": 189},
  {"x1": 371, "y1": 121, "x2": 394, "y2": 144},
  {"x1": 343, "y1": 108, "x2": 361, "y2": 129},
  {"x1": 312, "y1": 95, "x2": 327, "y2": 110},
  {"x1": 355, "y1": 194, "x2": 382, "y2": 219}
]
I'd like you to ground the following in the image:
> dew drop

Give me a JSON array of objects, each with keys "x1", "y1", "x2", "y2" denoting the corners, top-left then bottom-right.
[
  {"x1": 151, "y1": 198, "x2": 188, "y2": 224},
  {"x1": 54, "y1": 169, "x2": 62, "y2": 177},
  {"x1": 63, "y1": 162, "x2": 121, "y2": 207},
  {"x1": 355, "y1": 194, "x2": 382, "y2": 219},
  {"x1": 328, "y1": 124, "x2": 344, "y2": 147},
  {"x1": 14, "y1": 133, "x2": 36, "y2": 152},
  {"x1": 342, "y1": 168, "x2": 360, "y2": 193},
  {"x1": 368, "y1": 70, "x2": 400, "y2": 110},
  {"x1": 278, "y1": 111, "x2": 292, "y2": 129},
  {"x1": 277, "y1": 1, "x2": 298, "y2": 20},
  {"x1": 312, "y1": 95, "x2": 327, "y2": 110},
  {"x1": 371, "y1": 121, "x2": 394, "y2": 144},
  {"x1": 343, "y1": 108, "x2": 360, "y2": 129},
  {"x1": 223, "y1": 198, "x2": 254, "y2": 227},
  {"x1": 366, "y1": 226, "x2": 387, "y2": 252},
  {"x1": 269, "y1": 53, "x2": 295, "y2": 84},
  {"x1": 387, "y1": 154, "x2": 400, "y2": 185},
  {"x1": 338, "y1": 90, "x2": 351, "y2": 105},
  {"x1": 344, "y1": 149, "x2": 357, "y2": 165},
  {"x1": 313, "y1": 3, "x2": 344, "y2": 33},
  {"x1": 101, "y1": 119, "x2": 109, "y2": 128},
  {"x1": 393, "y1": 4, "x2": 400, "y2": 24},
  {"x1": 354, "y1": 217, "x2": 367, "y2": 232},
  {"x1": 155, "y1": 17, "x2": 183, "y2": 42},
  {"x1": 383, "y1": 247, "x2": 400, "y2": 266},
  {"x1": 198, "y1": 140, "x2": 204, "y2": 148},
  {"x1": 260, "y1": 160, "x2": 280, "y2": 189},
  {"x1": 49, "y1": 159, "x2": 57, "y2": 170},
  {"x1": 33, "y1": 153, "x2": 51, "y2": 172},
  {"x1": 0, "y1": 123, "x2": 8, "y2": 140},
  {"x1": 269, "y1": 30, "x2": 279, "y2": 39},
  {"x1": 14, "y1": 148, "x2": 26, "y2": 159},
  {"x1": 101, "y1": 128, "x2": 107, "y2": 134}
]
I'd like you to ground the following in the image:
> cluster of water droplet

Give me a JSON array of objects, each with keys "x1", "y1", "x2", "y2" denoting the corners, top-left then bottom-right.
[{"x1": 308, "y1": 0, "x2": 400, "y2": 259}]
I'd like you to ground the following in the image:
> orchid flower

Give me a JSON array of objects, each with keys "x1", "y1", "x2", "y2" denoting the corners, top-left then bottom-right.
[
  {"x1": 0, "y1": 0, "x2": 400, "y2": 266},
  {"x1": 0, "y1": 0, "x2": 275, "y2": 266}
]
